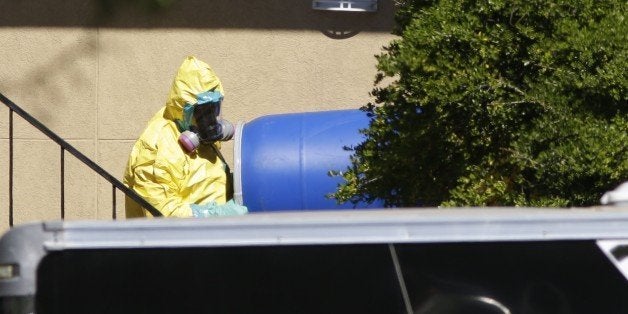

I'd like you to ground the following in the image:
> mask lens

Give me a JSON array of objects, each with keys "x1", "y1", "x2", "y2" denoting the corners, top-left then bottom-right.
[{"x1": 193, "y1": 103, "x2": 221, "y2": 142}]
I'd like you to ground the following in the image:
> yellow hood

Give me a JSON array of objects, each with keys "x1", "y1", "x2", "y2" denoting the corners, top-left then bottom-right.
[{"x1": 163, "y1": 56, "x2": 224, "y2": 122}]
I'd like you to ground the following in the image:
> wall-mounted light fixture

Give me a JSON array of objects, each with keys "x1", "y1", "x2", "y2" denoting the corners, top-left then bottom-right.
[{"x1": 312, "y1": 0, "x2": 378, "y2": 12}]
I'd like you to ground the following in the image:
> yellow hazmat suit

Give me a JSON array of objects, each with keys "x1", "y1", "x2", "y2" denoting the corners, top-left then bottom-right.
[{"x1": 124, "y1": 56, "x2": 233, "y2": 218}]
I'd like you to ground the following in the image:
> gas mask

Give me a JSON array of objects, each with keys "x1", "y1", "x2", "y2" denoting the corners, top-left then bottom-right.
[{"x1": 177, "y1": 91, "x2": 235, "y2": 153}]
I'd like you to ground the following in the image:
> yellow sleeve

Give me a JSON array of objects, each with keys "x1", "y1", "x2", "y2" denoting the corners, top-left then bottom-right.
[
  {"x1": 130, "y1": 160, "x2": 193, "y2": 217},
  {"x1": 125, "y1": 135, "x2": 194, "y2": 218}
]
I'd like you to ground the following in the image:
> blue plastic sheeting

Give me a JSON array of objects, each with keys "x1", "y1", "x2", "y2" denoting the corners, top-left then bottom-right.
[{"x1": 238, "y1": 109, "x2": 384, "y2": 212}]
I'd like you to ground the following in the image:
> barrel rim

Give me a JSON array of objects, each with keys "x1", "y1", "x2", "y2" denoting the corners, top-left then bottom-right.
[{"x1": 233, "y1": 121, "x2": 245, "y2": 205}]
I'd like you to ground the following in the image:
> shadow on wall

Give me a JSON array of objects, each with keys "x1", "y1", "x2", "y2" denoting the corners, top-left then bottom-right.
[
  {"x1": 0, "y1": 0, "x2": 395, "y2": 39},
  {"x1": 0, "y1": 32, "x2": 99, "y2": 124}
]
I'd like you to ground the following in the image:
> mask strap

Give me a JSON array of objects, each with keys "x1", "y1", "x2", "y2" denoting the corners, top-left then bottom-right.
[
  {"x1": 176, "y1": 103, "x2": 196, "y2": 132},
  {"x1": 196, "y1": 90, "x2": 223, "y2": 105}
]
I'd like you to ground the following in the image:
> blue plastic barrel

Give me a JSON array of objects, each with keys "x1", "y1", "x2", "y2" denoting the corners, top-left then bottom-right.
[{"x1": 234, "y1": 109, "x2": 384, "y2": 212}]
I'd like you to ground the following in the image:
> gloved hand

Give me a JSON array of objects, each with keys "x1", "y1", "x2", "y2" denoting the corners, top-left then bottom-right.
[{"x1": 190, "y1": 200, "x2": 248, "y2": 218}]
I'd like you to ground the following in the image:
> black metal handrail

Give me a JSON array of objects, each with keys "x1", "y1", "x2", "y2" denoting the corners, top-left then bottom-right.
[{"x1": 1, "y1": 92, "x2": 162, "y2": 226}]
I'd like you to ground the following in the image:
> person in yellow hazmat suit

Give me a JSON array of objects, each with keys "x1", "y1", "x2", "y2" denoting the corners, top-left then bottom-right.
[{"x1": 123, "y1": 56, "x2": 248, "y2": 218}]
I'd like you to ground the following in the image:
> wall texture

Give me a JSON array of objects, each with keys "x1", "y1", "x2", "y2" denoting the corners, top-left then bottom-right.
[{"x1": 0, "y1": 0, "x2": 396, "y2": 231}]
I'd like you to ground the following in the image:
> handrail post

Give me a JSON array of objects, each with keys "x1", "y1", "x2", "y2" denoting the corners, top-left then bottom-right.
[
  {"x1": 60, "y1": 147, "x2": 65, "y2": 220},
  {"x1": 112, "y1": 185, "x2": 117, "y2": 220},
  {"x1": 9, "y1": 109, "x2": 14, "y2": 227}
]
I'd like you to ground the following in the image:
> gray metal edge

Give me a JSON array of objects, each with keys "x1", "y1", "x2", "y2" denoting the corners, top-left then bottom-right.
[{"x1": 36, "y1": 207, "x2": 628, "y2": 250}]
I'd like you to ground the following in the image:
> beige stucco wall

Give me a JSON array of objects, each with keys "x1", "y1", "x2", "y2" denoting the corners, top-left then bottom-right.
[{"x1": 0, "y1": 0, "x2": 396, "y2": 232}]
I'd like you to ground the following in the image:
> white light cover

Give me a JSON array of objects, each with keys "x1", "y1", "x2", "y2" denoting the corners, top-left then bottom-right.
[{"x1": 312, "y1": 0, "x2": 378, "y2": 12}]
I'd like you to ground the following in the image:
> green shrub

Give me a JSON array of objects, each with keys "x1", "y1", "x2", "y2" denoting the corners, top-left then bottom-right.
[{"x1": 333, "y1": 0, "x2": 627, "y2": 207}]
